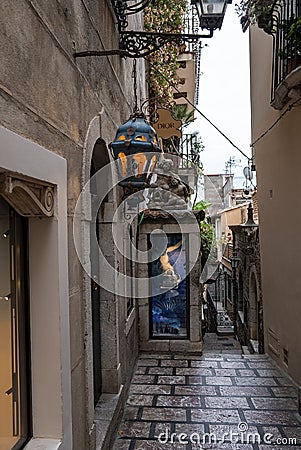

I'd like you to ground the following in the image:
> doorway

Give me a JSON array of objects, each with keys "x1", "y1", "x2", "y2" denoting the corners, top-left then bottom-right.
[{"x1": 0, "y1": 196, "x2": 31, "y2": 450}]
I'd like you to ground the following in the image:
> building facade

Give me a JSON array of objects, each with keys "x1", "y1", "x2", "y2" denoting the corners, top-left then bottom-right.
[
  {"x1": 0, "y1": 1, "x2": 146, "y2": 449},
  {"x1": 248, "y1": 0, "x2": 301, "y2": 385}
]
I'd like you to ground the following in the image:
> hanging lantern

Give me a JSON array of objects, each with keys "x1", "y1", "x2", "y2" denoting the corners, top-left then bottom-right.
[
  {"x1": 110, "y1": 111, "x2": 162, "y2": 195},
  {"x1": 193, "y1": 0, "x2": 229, "y2": 30}
]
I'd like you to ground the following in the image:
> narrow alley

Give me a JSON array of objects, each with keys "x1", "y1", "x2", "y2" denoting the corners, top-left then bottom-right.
[{"x1": 114, "y1": 335, "x2": 301, "y2": 449}]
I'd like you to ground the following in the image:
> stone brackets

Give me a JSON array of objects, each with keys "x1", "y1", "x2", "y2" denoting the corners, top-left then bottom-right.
[{"x1": 0, "y1": 172, "x2": 55, "y2": 217}]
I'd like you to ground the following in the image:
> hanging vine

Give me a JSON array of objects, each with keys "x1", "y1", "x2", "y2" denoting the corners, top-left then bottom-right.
[{"x1": 144, "y1": 0, "x2": 187, "y2": 106}]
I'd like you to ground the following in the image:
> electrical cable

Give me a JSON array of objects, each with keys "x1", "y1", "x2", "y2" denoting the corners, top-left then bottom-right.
[
  {"x1": 145, "y1": 57, "x2": 300, "y2": 162},
  {"x1": 250, "y1": 99, "x2": 300, "y2": 148},
  {"x1": 144, "y1": 56, "x2": 251, "y2": 161}
]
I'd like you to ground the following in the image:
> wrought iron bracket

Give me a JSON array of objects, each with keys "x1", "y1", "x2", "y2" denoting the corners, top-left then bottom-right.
[{"x1": 74, "y1": 29, "x2": 213, "y2": 59}]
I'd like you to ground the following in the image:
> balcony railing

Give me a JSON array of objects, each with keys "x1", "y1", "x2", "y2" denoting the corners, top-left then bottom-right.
[{"x1": 271, "y1": 0, "x2": 301, "y2": 108}]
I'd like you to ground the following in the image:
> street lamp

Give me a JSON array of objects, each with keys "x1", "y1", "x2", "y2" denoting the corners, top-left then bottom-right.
[
  {"x1": 74, "y1": 0, "x2": 230, "y2": 58},
  {"x1": 231, "y1": 250, "x2": 239, "y2": 269},
  {"x1": 193, "y1": 0, "x2": 230, "y2": 30},
  {"x1": 231, "y1": 249, "x2": 239, "y2": 335},
  {"x1": 241, "y1": 203, "x2": 258, "y2": 235},
  {"x1": 110, "y1": 111, "x2": 162, "y2": 197}
]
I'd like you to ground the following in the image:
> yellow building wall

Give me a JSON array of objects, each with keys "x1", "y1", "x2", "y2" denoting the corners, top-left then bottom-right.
[{"x1": 250, "y1": 26, "x2": 301, "y2": 385}]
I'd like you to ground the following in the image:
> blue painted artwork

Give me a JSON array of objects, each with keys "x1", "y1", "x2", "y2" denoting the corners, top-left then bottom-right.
[{"x1": 150, "y1": 234, "x2": 188, "y2": 337}]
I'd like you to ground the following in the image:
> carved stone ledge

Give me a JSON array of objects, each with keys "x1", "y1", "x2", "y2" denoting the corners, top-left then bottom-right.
[
  {"x1": 0, "y1": 172, "x2": 55, "y2": 217},
  {"x1": 271, "y1": 65, "x2": 301, "y2": 110}
]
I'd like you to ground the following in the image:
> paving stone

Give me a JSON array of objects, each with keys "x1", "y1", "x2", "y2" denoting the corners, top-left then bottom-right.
[
  {"x1": 271, "y1": 387, "x2": 298, "y2": 397},
  {"x1": 200, "y1": 444, "x2": 254, "y2": 450},
  {"x1": 113, "y1": 439, "x2": 132, "y2": 450},
  {"x1": 191, "y1": 408, "x2": 241, "y2": 423},
  {"x1": 138, "y1": 359, "x2": 159, "y2": 367},
  {"x1": 123, "y1": 406, "x2": 139, "y2": 421},
  {"x1": 258, "y1": 446, "x2": 301, "y2": 450},
  {"x1": 237, "y1": 369, "x2": 257, "y2": 377},
  {"x1": 175, "y1": 422, "x2": 205, "y2": 435},
  {"x1": 130, "y1": 384, "x2": 171, "y2": 395},
  {"x1": 176, "y1": 367, "x2": 213, "y2": 376},
  {"x1": 157, "y1": 394, "x2": 202, "y2": 407},
  {"x1": 220, "y1": 386, "x2": 271, "y2": 397},
  {"x1": 188, "y1": 376, "x2": 205, "y2": 385},
  {"x1": 191, "y1": 360, "x2": 219, "y2": 368},
  {"x1": 153, "y1": 422, "x2": 172, "y2": 438},
  {"x1": 148, "y1": 367, "x2": 173, "y2": 375},
  {"x1": 142, "y1": 407, "x2": 187, "y2": 421},
  {"x1": 206, "y1": 376, "x2": 233, "y2": 386},
  {"x1": 175, "y1": 385, "x2": 218, "y2": 396},
  {"x1": 132, "y1": 375, "x2": 156, "y2": 384},
  {"x1": 157, "y1": 375, "x2": 186, "y2": 385},
  {"x1": 220, "y1": 362, "x2": 247, "y2": 369},
  {"x1": 205, "y1": 396, "x2": 250, "y2": 409},
  {"x1": 209, "y1": 423, "x2": 259, "y2": 436},
  {"x1": 256, "y1": 369, "x2": 283, "y2": 377},
  {"x1": 243, "y1": 410, "x2": 301, "y2": 425},
  {"x1": 251, "y1": 397, "x2": 298, "y2": 410},
  {"x1": 234, "y1": 377, "x2": 277, "y2": 386},
  {"x1": 275, "y1": 377, "x2": 295, "y2": 387},
  {"x1": 282, "y1": 426, "x2": 301, "y2": 443},
  {"x1": 114, "y1": 344, "x2": 300, "y2": 450},
  {"x1": 134, "y1": 440, "x2": 186, "y2": 449},
  {"x1": 247, "y1": 362, "x2": 275, "y2": 369},
  {"x1": 214, "y1": 369, "x2": 237, "y2": 377},
  {"x1": 126, "y1": 394, "x2": 154, "y2": 406},
  {"x1": 140, "y1": 353, "x2": 171, "y2": 359},
  {"x1": 135, "y1": 367, "x2": 148, "y2": 375},
  {"x1": 118, "y1": 421, "x2": 152, "y2": 438},
  {"x1": 160, "y1": 359, "x2": 188, "y2": 367}
]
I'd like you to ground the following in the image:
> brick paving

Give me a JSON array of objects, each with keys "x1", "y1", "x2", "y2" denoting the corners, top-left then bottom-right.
[{"x1": 114, "y1": 335, "x2": 301, "y2": 449}]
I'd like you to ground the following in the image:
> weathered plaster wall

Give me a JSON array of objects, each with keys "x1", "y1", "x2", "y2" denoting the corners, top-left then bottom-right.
[
  {"x1": 0, "y1": 1, "x2": 144, "y2": 448},
  {"x1": 250, "y1": 26, "x2": 301, "y2": 385}
]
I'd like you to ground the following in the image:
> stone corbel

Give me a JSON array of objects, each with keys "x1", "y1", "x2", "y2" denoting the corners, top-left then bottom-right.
[{"x1": 0, "y1": 172, "x2": 55, "y2": 217}]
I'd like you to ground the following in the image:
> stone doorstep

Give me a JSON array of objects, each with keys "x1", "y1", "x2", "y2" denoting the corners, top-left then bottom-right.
[{"x1": 94, "y1": 385, "x2": 125, "y2": 450}]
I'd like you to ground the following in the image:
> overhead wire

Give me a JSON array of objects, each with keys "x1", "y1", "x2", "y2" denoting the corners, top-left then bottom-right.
[
  {"x1": 144, "y1": 56, "x2": 300, "y2": 162},
  {"x1": 144, "y1": 56, "x2": 251, "y2": 161}
]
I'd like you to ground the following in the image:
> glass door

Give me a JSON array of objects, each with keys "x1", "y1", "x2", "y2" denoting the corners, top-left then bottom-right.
[{"x1": 0, "y1": 197, "x2": 30, "y2": 450}]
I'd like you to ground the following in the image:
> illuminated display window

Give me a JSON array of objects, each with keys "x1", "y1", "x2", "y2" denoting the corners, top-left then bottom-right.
[{"x1": 149, "y1": 233, "x2": 189, "y2": 339}]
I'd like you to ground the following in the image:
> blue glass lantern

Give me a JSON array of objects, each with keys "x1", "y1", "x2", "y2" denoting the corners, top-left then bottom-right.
[{"x1": 110, "y1": 112, "x2": 162, "y2": 194}]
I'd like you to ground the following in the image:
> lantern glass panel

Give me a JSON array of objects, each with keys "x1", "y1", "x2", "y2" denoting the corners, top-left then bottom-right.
[{"x1": 201, "y1": 0, "x2": 226, "y2": 14}]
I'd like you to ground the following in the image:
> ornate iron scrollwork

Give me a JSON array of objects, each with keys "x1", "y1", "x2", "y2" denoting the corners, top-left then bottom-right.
[
  {"x1": 120, "y1": 30, "x2": 213, "y2": 57},
  {"x1": 74, "y1": 0, "x2": 216, "y2": 58},
  {"x1": 111, "y1": 0, "x2": 153, "y2": 31}
]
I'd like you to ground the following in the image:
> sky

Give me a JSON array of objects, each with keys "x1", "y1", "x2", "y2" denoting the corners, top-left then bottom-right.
[{"x1": 186, "y1": 4, "x2": 252, "y2": 183}]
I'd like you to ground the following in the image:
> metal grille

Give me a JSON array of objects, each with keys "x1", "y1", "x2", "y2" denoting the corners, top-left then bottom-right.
[{"x1": 272, "y1": 0, "x2": 301, "y2": 101}]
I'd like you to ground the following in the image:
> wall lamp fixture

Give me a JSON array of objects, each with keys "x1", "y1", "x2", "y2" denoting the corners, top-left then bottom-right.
[
  {"x1": 241, "y1": 203, "x2": 258, "y2": 236},
  {"x1": 74, "y1": 0, "x2": 231, "y2": 59}
]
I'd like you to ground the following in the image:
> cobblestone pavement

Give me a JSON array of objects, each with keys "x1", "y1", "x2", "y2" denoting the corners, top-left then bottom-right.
[{"x1": 114, "y1": 335, "x2": 301, "y2": 449}]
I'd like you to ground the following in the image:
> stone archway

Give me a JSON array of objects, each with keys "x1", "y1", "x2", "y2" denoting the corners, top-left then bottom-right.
[
  {"x1": 249, "y1": 269, "x2": 259, "y2": 342},
  {"x1": 238, "y1": 271, "x2": 243, "y2": 312},
  {"x1": 81, "y1": 116, "x2": 122, "y2": 448}
]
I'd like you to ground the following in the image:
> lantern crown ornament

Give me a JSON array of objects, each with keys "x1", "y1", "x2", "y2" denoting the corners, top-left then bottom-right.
[{"x1": 110, "y1": 111, "x2": 162, "y2": 194}]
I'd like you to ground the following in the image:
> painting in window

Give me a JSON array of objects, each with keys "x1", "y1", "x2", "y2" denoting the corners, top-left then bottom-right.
[{"x1": 150, "y1": 234, "x2": 188, "y2": 338}]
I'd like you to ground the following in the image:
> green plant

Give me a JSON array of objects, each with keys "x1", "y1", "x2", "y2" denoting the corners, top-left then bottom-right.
[
  {"x1": 194, "y1": 200, "x2": 211, "y2": 211},
  {"x1": 235, "y1": 0, "x2": 275, "y2": 33},
  {"x1": 278, "y1": 16, "x2": 301, "y2": 61},
  {"x1": 193, "y1": 201, "x2": 215, "y2": 266},
  {"x1": 288, "y1": 16, "x2": 301, "y2": 53}
]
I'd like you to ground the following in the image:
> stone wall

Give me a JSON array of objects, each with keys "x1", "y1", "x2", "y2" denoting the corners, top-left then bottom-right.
[{"x1": 0, "y1": 1, "x2": 145, "y2": 448}]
